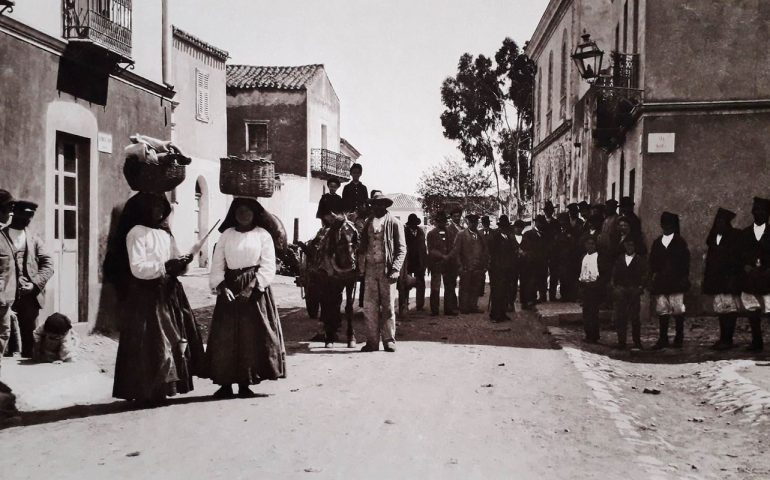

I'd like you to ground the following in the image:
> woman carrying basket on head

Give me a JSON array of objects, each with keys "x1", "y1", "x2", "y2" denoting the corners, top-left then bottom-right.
[{"x1": 207, "y1": 197, "x2": 287, "y2": 399}]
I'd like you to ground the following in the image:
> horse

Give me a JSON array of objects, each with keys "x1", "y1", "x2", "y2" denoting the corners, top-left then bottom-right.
[{"x1": 306, "y1": 212, "x2": 360, "y2": 347}]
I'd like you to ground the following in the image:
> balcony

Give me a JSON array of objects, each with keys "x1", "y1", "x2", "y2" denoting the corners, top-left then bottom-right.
[
  {"x1": 590, "y1": 52, "x2": 642, "y2": 150},
  {"x1": 63, "y1": 0, "x2": 133, "y2": 63},
  {"x1": 310, "y1": 148, "x2": 352, "y2": 181}
]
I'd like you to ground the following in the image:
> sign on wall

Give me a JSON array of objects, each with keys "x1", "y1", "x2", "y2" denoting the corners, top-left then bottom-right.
[
  {"x1": 97, "y1": 132, "x2": 113, "y2": 154},
  {"x1": 647, "y1": 133, "x2": 675, "y2": 153}
]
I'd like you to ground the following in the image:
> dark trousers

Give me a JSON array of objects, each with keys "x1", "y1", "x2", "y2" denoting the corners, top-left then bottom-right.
[
  {"x1": 399, "y1": 272, "x2": 426, "y2": 313},
  {"x1": 581, "y1": 281, "x2": 603, "y2": 341},
  {"x1": 430, "y1": 267, "x2": 458, "y2": 315},
  {"x1": 522, "y1": 261, "x2": 546, "y2": 306},
  {"x1": 490, "y1": 269, "x2": 512, "y2": 320},
  {"x1": 547, "y1": 256, "x2": 558, "y2": 301},
  {"x1": 613, "y1": 286, "x2": 641, "y2": 346},
  {"x1": 748, "y1": 314, "x2": 764, "y2": 349},
  {"x1": 718, "y1": 314, "x2": 738, "y2": 345},
  {"x1": 459, "y1": 270, "x2": 485, "y2": 313},
  {"x1": 0, "y1": 305, "x2": 10, "y2": 376},
  {"x1": 507, "y1": 268, "x2": 520, "y2": 310},
  {"x1": 320, "y1": 281, "x2": 344, "y2": 342},
  {"x1": 658, "y1": 315, "x2": 685, "y2": 345},
  {"x1": 13, "y1": 295, "x2": 40, "y2": 358}
]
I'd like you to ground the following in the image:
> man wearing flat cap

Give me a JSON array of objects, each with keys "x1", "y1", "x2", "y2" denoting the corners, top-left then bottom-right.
[
  {"x1": 398, "y1": 213, "x2": 427, "y2": 315},
  {"x1": 426, "y1": 211, "x2": 459, "y2": 316},
  {"x1": 0, "y1": 190, "x2": 17, "y2": 370},
  {"x1": 5, "y1": 201, "x2": 54, "y2": 358},
  {"x1": 738, "y1": 197, "x2": 770, "y2": 352},
  {"x1": 358, "y1": 192, "x2": 405, "y2": 352},
  {"x1": 703, "y1": 207, "x2": 742, "y2": 350},
  {"x1": 451, "y1": 213, "x2": 489, "y2": 314}
]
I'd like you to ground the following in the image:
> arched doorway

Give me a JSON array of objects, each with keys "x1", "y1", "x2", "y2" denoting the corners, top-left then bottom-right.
[{"x1": 195, "y1": 176, "x2": 210, "y2": 268}]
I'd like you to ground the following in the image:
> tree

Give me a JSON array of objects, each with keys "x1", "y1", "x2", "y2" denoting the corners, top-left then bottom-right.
[
  {"x1": 440, "y1": 38, "x2": 535, "y2": 214},
  {"x1": 416, "y1": 156, "x2": 496, "y2": 219}
]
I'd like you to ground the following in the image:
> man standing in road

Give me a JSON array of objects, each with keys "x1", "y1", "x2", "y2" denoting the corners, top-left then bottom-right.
[
  {"x1": 488, "y1": 215, "x2": 515, "y2": 322},
  {"x1": 452, "y1": 213, "x2": 489, "y2": 314},
  {"x1": 426, "y1": 211, "x2": 459, "y2": 316},
  {"x1": 358, "y1": 192, "x2": 406, "y2": 352},
  {"x1": 6, "y1": 201, "x2": 54, "y2": 358},
  {"x1": 399, "y1": 213, "x2": 427, "y2": 315},
  {"x1": 542, "y1": 201, "x2": 559, "y2": 301},
  {"x1": 521, "y1": 215, "x2": 548, "y2": 309},
  {"x1": 0, "y1": 190, "x2": 16, "y2": 372}
]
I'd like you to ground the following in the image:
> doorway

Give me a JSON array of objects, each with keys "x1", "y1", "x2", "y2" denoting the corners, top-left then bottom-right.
[
  {"x1": 53, "y1": 132, "x2": 90, "y2": 322},
  {"x1": 195, "y1": 177, "x2": 209, "y2": 268}
]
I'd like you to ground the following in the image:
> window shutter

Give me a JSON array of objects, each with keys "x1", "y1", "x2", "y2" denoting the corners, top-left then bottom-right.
[{"x1": 196, "y1": 69, "x2": 210, "y2": 123}]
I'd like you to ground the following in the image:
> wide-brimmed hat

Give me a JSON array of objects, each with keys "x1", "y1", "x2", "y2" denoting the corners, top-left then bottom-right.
[
  {"x1": 578, "y1": 201, "x2": 589, "y2": 210},
  {"x1": 13, "y1": 200, "x2": 38, "y2": 216},
  {"x1": 619, "y1": 196, "x2": 635, "y2": 208},
  {"x1": 406, "y1": 213, "x2": 421, "y2": 226},
  {"x1": 0, "y1": 189, "x2": 14, "y2": 208},
  {"x1": 368, "y1": 191, "x2": 393, "y2": 208},
  {"x1": 714, "y1": 207, "x2": 736, "y2": 223},
  {"x1": 513, "y1": 219, "x2": 526, "y2": 228},
  {"x1": 753, "y1": 197, "x2": 770, "y2": 212},
  {"x1": 544, "y1": 200, "x2": 555, "y2": 211},
  {"x1": 605, "y1": 199, "x2": 619, "y2": 209},
  {"x1": 567, "y1": 203, "x2": 579, "y2": 214},
  {"x1": 465, "y1": 213, "x2": 480, "y2": 222},
  {"x1": 498, "y1": 215, "x2": 511, "y2": 227}
]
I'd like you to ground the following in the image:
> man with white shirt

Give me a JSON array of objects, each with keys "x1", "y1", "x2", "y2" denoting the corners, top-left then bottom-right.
[
  {"x1": 649, "y1": 212, "x2": 690, "y2": 349},
  {"x1": 739, "y1": 197, "x2": 770, "y2": 352},
  {"x1": 703, "y1": 208, "x2": 741, "y2": 350},
  {"x1": 358, "y1": 192, "x2": 405, "y2": 352},
  {"x1": 5, "y1": 201, "x2": 54, "y2": 358},
  {"x1": 579, "y1": 236, "x2": 604, "y2": 343}
]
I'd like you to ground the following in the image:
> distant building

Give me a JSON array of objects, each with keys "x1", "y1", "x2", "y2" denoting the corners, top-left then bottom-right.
[
  {"x1": 340, "y1": 137, "x2": 362, "y2": 165},
  {"x1": 0, "y1": 0, "x2": 174, "y2": 328},
  {"x1": 226, "y1": 64, "x2": 353, "y2": 243},
  {"x1": 527, "y1": 0, "x2": 770, "y2": 302},
  {"x1": 388, "y1": 193, "x2": 427, "y2": 227},
  {"x1": 169, "y1": 26, "x2": 230, "y2": 268}
]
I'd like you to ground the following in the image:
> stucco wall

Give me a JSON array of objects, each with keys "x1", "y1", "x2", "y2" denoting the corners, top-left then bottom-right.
[
  {"x1": 226, "y1": 89, "x2": 308, "y2": 177},
  {"x1": 258, "y1": 174, "x2": 313, "y2": 243},
  {"x1": 306, "y1": 70, "x2": 341, "y2": 155},
  {"x1": 532, "y1": 130, "x2": 573, "y2": 213},
  {"x1": 645, "y1": 0, "x2": 770, "y2": 102},
  {"x1": 638, "y1": 112, "x2": 770, "y2": 307},
  {"x1": 605, "y1": 128, "x2": 642, "y2": 202},
  {"x1": 0, "y1": 32, "x2": 170, "y2": 329}
]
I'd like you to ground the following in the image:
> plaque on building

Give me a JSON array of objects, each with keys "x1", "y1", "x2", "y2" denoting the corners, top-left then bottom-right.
[
  {"x1": 98, "y1": 132, "x2": 113, "y2": 154},
  {"x1": 647, "y1": 133, "x2": 675, "y2": 153}
]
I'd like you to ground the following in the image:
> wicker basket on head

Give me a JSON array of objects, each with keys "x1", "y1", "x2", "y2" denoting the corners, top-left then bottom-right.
[
  {"x1": 123, "y1": 144, "x2": 189, "y2": 193},
  {"x1": 220, "y1": 153, "x2": 274, "y2": 198}
]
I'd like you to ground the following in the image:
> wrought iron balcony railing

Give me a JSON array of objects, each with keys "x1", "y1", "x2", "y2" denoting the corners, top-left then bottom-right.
[
  {"x1": 310, "y1": 148, "x2": 352, "y2": 180},
  {"x1": 63, "y1": 0, "x2": 132, "y2": 61},
  {"x1": 589, "y1": 52, "x2": 642, "y2": 150}
]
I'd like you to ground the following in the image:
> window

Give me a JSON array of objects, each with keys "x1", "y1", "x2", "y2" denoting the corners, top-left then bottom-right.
[
  {"x1": 246, "y1": 122, "x2": 268, "y2": 152},
  {"x1": 547, "y1": 51, "x2": 553, "y2": 131},
  {"x1": 195, "y1": 69, "x2": 210, "y2": 123},
  {"x1": 619, "y1": 153, "x2": 626, "y2": 197},
  {"x1": 560, "y1": 32, "x2": 568, "y2": 119},
  {"x1": 611, "y1": 182, "x2": 616, "y2": 200},
  {"x1": 629, "y1": 168, "x2": 636, "y2": 201},
  {"x1": 535, "y1": 74, "x2": 541, "y2": 141},
  {"x1": 615, "y1": 23, "x2": 620, "y2": 54},
  {"x1": 632, "y1": 0, "x2": 639, "y2": 53},
  {"x1": 321, "y1": 124, "x2": 328, "y2": 150},
  {"x1": 623, "y1": 1, "x2": 628, "y2": 52}
]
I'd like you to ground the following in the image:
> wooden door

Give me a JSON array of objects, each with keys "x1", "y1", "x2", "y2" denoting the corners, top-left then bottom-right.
[{"x1": 53, "y1": 136, "x2": 81, "y2": 322}]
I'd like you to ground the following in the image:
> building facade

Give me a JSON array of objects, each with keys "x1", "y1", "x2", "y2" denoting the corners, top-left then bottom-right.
[
  {"x1": 387, "y1": 193, "x2": 427, "y2": 227},
  {"x1": 169, "y1": 26, "x2": 230, "y2": 268},
  {"x1": 528, "y1": 0, "x2": 770, "y2": 303},
  {"x1": 226, "y1": 64, "x2": 352, "y2": 243},
  {"x1": 0, "y1": 0, "x2": 174, "y2": 329}
]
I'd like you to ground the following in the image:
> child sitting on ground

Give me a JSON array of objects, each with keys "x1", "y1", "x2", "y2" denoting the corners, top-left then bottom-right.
[{"x1": 33, "y1": 313, "x2": 79, "y2": 363}]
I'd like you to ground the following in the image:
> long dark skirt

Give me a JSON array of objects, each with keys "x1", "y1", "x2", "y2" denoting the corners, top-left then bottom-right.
[
  {"x1": 207, "y1": 267, "x2": 286, "y2": 385},
  {"x1": 113, "y1": 276, "x2": 207, "y2": 401}
]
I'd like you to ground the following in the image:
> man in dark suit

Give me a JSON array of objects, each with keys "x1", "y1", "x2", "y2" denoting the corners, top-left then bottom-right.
[
  {"x1": 488, "y1": 215, "x2": 515, "y2": 322},
  {"x1": 521, "y1": 215, "x2": 549, "y2": 309},
  {"x1": 426, "y1": 212, "x2": 458, "y2": 316},
  {"x1": 0, "y1": 190, "x2": 17, "y2": 371},
  {"x1": 542, "y1": 201, "x2": 559, "y2": 301},
  {"x1": 399, "y1": 213, "x2": 428, "y2": 314},
  {"x1": 738, "y1": 197, "x2": 770, "y2": 352},
  {"x1": 5, "y1": 201, "x2": 54, "y2": 358}
]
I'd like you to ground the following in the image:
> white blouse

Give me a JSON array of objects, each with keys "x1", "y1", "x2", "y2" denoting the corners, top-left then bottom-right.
[
  {"x1": 126, "y1": 225, "x2": 178, "y2": 280},
  {"x1": 209, "y1": 227, "x2": 276, "y2": 291}
]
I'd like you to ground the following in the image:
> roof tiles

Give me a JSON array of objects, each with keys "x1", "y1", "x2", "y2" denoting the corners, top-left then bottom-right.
[{"x1": 226, "y1": 64, "x2": 323, "y2": 90}]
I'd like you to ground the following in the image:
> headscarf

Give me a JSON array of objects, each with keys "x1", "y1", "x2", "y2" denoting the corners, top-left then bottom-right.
[
  {"x1": 706, "y1": 207, "x2": 736, "y2": 246},
  {"x1": 219, "y1": 197, "x2": 286, "y2": 252},
  {"x1": 103, "y1": 192, "x2": 172, "y2": 295},
  {"x1": 660, "y1": 211, "x2": 680, "y2": 234}
]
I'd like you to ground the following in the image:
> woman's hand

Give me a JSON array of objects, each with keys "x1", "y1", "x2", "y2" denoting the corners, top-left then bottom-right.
[{"x1": 217, "y1": 285, "x2": 235, "y2": 302}]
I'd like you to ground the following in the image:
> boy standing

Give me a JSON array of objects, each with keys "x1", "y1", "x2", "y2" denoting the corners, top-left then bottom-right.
[
  {"x1": 649, "y1": 212, "x2": 690, "y2": 349},
  {"x1": 341, "y1": 163, "x2": 368, "y2": 213},
  {"x1": 611, "y1": 237, "x2": 647, "y2": 349},
  {"x1": 579, "y1": 236, "x2": 604, "y2": 343}
]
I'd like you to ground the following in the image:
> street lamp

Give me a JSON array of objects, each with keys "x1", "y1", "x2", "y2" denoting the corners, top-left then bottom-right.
[{"x1": 572, "y1": 32, "x2": 604, "y2": 82}]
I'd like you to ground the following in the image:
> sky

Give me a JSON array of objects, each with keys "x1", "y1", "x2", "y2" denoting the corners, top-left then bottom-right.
[{"x1": 171, "y1": 0, "x2": 549, "y2": 195}]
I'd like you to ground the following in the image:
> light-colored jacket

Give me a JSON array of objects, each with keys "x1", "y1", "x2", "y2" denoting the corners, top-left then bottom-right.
[{"x1": 358, "y1": 213, "x2": 406, "y2": 276}]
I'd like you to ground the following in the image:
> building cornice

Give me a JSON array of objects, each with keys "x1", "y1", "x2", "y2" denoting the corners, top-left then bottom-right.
[
  {"x1": 172, "y1": 26, "x2": 229, "y2": 62},
  {"x1": 0, "y1": 14, "x2": 175, "y2": 99},
  {"x1": 532, "y1": 120, "x2": 572, "y2": 156},
  {"x1": 526, "y1": 0, "x2": 573, "y2": 60}
]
